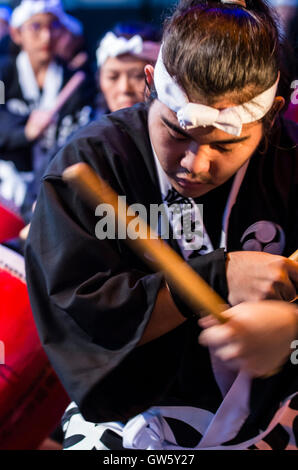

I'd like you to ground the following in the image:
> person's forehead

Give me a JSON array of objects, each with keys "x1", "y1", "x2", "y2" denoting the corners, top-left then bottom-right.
[
  {"x1": 24, "y1": 12, "x2": 59, "y2": 26},
  {"x1": 152, "y1": 99, "x2": 257, "y2": 141},
  {"x1": 101, "y1": 55, "x2": 147, "y2": 72}
]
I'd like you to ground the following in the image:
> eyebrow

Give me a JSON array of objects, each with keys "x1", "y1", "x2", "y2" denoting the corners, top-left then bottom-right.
[{"x1": 161, "y1": 115, "x2": 251, "y2": 144}]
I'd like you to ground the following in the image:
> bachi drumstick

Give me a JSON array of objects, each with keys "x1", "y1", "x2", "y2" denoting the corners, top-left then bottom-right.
[{"x1": 62, "y1": 162, "x2": 228, "y2": 324}]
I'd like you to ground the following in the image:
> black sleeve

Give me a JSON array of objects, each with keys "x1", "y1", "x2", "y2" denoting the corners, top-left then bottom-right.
[
  {"x1": 24, "y1": 163, "x2": 165, "y2": 421},
  {"x1": 0, "y1": 109, "x2": 33, "y2": 171},
  {"x1": 0, "y1": 62, "x2": 33, "y2": 170}
]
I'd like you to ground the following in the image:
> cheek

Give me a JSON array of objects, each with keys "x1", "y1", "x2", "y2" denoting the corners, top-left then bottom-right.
[
  {"x1": 99, "y1": 77, "x2": 116, "y2": 98},
  {"x1": 21, "y1": 35, "x2": 35, "y2": 51},
  {"x1": 133, "y1": 79, "x2": 146, "y2": 95}
]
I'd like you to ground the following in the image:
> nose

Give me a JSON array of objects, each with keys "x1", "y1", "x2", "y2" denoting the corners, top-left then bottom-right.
[
  {"x1": 180, "y1": 143, "x2": 211, "y2": 175},
  {"x1": 117, "y1": 75, "x2": 133, "y2": 94},
  {"x1": 40, "y1": 26, "x2": 51, "y2": 43}
]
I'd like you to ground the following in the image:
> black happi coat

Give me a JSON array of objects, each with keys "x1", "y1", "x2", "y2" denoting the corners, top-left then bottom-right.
[
  {"x1": 25, "y1": 104, "x2": 298, "y2": 439},
  {"x1": 0, "y1": 54, "x2": 96, "y2": 172}
]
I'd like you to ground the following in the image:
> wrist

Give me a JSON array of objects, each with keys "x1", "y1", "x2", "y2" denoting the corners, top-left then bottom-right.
[{"x1": 165, "y1": 281, "x2": 198, "y2": 320}]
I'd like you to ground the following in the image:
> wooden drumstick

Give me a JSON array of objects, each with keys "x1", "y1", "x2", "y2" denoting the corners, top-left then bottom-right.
[
  {"x1": 62, "y1": 162, "x2": 228, "y2": 324},
  {"x1": 39, "y1": 71, "x2": 86, "y2": 131},
  {"x1": 50, "y1": 71, "x2": 86, "y2": 118},
  {"x1": 289, "y1": 249, "x2": 298, "y2": 262},
  {"x1": 289, "y1": 250, "x2": 298, "y2": 303}
]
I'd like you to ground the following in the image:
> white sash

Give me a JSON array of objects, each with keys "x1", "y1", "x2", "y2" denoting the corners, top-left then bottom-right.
[{"x1": 16, "y1": 51, "x2": 63, "y2": 111}]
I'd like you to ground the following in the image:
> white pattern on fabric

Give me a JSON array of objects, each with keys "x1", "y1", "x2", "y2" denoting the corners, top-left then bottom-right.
[
  {"x1": 240, "y1": 221, "x2": 286, "y2": 254},
  {"x1": 62, "y1": 393, "x2": 298, "y2": 450}
]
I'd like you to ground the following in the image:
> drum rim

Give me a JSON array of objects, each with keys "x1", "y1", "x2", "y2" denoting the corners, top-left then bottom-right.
[{"x1": 0, "y1": 244, "x2": 25, "y2": 283}]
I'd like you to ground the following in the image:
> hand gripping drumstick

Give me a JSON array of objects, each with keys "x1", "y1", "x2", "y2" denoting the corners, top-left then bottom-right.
[{"x1": 62, "y1": 162, "x2": 228, "y2": 324}]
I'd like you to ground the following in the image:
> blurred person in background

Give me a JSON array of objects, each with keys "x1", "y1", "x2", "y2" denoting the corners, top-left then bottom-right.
[
  {"x1": 0, "y1": 0, "x2": 96, "y2": 222},
  {"x1": 95, "y1": 22, "x2": 161, "y2": 117}
]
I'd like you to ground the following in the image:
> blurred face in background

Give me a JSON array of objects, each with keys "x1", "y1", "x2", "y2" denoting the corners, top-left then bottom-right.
[
  {"x1": 11, "y1": 13, "x2": 62, "y2": 66},
  {"x1": 99, "y1": 53, "x2": 147, "y2": 112}
]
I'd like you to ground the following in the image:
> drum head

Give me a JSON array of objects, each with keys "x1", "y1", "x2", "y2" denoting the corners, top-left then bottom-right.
[{"x1": 0, "y1": 244, "x2": 69, "y2": 449}]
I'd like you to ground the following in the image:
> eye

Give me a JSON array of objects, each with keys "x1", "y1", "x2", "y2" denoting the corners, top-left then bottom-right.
[
  {"x1": 30, "y1": 22, "x2": 42, "y2": 32},
  {"x1": 168, "y1": 130, "x2": 189, "y2": 141},
  {"x1": 128, "y1": 71, "x2": 144, "y2": 78},
  {"x1": 165, "y1": 127, "x2": 189, "y2": 142},
  {"x1": 106, "y1": 75, "x2": 119, "y2": 81},
  {"x1": 211, "y1": 144, "x2": 231, "y2": 153}
]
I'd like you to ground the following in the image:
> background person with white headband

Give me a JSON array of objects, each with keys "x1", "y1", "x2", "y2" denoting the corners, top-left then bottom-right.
[
  {"x1": 26, "y1": 0, "x2": 298, "y2": 450},
  {"x1": 95, "y1": 22, "x2": 161, "y2": 117},
  {"x1": 0, "y1": 0, "x2": 96, "y2": 216}
]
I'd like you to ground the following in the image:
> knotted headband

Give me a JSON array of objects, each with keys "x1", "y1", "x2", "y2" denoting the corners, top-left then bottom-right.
[
  {"x1": 10, "y1": 0, "x2": 64, "y2": 28},
  {"x1": 96, "y1": 32, "x2": 160, "y2": 67},
  {"x1": 154, "y1": 45, "x2": 280, "y2": 137}
]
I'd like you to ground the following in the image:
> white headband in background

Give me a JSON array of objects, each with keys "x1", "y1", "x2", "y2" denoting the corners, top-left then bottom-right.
[
  {"x1": 96, "y1": 32, "x2": 160, "y2": 67},
  {"x1": 10, "y1": 0, "x2": 64, "y2": 29},
  {"x1": 154, "y1": 46, "x2": 280, "y2": 137}
]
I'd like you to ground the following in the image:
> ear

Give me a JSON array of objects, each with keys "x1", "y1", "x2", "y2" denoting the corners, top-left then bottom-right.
[
  {"x1": 269, "y1": 96, "x2": 285, "y2": 127},
  {"x1": 9, "y1": 26, "x2": 23, "y2": 46},
  {"x1": 144, "y1": 64, "x2": 154, "y2": 88}
]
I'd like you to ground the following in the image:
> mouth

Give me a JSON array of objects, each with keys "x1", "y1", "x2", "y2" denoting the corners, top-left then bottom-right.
[
  {"x1": 118, "y1": 100, "x2": 137, "y2": 107},
  {"x1": 175, "y1": 177, "x2": 206, "y2": 188}
]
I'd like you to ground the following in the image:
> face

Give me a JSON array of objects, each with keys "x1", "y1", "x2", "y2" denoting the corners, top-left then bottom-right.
[
  {"x1": 14, "y1": 13, "x2": 62, "y2": 65},
  {"x1": 99, "y1": 54, "x2": 147, "y2": 112},
  {"x1": 148, "y1": 99, "x2": 264, "y2": 198}
]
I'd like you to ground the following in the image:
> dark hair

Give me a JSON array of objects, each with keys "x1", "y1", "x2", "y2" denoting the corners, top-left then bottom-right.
[{"x1": 162, "y1": 0, "x2": 294, "y2": 115}]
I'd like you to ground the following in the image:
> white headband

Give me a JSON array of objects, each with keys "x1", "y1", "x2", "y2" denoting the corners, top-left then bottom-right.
[
  {"x1": 154, "y1": 46, "x2": 280, "y2": 137},
  {"x1": 10, "y1": 0, "x2": 63, "y2": 29},
  {"x1": 96, "y1": 32, "x2": 160, "y2": 67}
]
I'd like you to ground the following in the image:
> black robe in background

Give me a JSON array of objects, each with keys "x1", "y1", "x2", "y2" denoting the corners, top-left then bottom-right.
[
  {"x1": 25, "y1": 104, "x2": 298, "y2": 436},
  {"x1": 0, "y1": 54, "x2": 96, "y2": 172}
]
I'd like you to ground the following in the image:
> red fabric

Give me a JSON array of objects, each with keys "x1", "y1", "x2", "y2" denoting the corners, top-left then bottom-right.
[
  {"x1": 0, "y1": 268, "x2": 70, "y2": 450},
  {"x1": 0, "y1": 205, "x2": 25, "y2": 243}
]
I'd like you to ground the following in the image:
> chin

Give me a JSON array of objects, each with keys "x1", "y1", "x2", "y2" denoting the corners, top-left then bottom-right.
[
  {"x1": 38, "y1": 51, "x2": 53, "y2": 63},
  {"x1": 116, "y1": 101, "x2": 136, "y2": 110}
]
